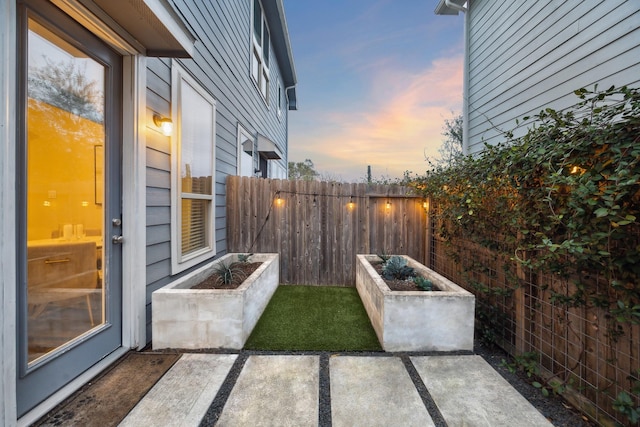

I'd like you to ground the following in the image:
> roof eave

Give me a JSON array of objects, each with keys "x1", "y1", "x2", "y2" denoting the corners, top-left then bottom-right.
[
  {"x1": 75, "y1": 0, "x2": 196, "y2": 57},
  {"x1": 434, "y1": 0, "x2": 465, "y2": 16}
]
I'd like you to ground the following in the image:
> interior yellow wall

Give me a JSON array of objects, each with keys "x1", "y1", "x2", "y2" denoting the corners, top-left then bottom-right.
[{"x1": 27, "y1": 98, "x2": 103, "y2": 241}]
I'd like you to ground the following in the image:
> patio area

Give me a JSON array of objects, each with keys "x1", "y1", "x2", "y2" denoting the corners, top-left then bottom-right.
[{"x1": 33, "y1": 344, "x2": 593, "y2": 427}]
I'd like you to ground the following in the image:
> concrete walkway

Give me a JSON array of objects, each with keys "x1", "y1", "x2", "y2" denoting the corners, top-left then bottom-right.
[{"x1": 120, "y1": 353, "x2": 552, "y2": 427}]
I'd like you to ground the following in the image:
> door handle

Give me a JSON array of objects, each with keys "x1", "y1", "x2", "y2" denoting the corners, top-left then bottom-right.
[
  {"x1": 45, "y1": 258, "x2": 71, "y2": 264},
  {"x1": 112, "y1": 235, "x2": 124, "y2": 244}
]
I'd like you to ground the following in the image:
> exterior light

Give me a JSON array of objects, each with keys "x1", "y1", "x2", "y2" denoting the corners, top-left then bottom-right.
[
  {"x1": 570, "y1": 165, "x2": 585, "y2": 175},
  {"x1": 81, "y1": 201, "x2": 89, "y2": 207},
  {"x1": 153, "y1": 114, "x2": 173, "y2": 136},
  {"x1": 386, "y1": 200, "x2": 391, "y2": 209},
  {"x1": 423, "y1": 200, "x2": 429, "y2": 210},
  {"x1": 276, "y1": 192, "x2": 283, "y2": 206},
  {"x1": 348, "y1": 196, "x2": 354, "y2": 210}
]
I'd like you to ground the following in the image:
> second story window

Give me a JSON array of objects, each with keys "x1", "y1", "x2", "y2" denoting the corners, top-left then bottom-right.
[
  {"x1": 252, "y1": 0, "x2": 269, "y2": 102},
  {"x1": 277, "y1": 81, "x2": 282, "y2": 118}
]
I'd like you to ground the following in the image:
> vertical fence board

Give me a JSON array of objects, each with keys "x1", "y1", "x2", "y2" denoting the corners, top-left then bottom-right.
[{"x1": 226, "y1": 176, "x2": 424, "y2": 286}]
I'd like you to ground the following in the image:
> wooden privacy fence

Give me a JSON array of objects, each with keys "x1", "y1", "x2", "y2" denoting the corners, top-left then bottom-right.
[
  {"x1": 226, "y1": 176, "x2": 427, "y2": 285},
  {"x1": 430, "y1": 234, "x2": 640, "y2": 426}
]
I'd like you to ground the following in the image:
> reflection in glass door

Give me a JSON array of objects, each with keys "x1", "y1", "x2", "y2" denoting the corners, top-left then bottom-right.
[
  {"x1": 26, "y1": 19, "x2": 106, "y2": 364},
  {"x1": 17, "y1": 1, "x2": 122, "y2": 416}
]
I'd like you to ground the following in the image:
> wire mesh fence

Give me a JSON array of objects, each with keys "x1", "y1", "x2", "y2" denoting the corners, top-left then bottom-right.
[{"x1": 430, "y1": 232, "x2": 640, "y2": 426}]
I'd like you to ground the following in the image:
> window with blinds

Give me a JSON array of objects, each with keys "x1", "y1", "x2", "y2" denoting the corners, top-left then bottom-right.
[
  {"x1": 171, "y1": 61, "x2": 217, "y2": 273},
  {"x1": 181, "y1": 198, "x2": 208, "y2": 255}
]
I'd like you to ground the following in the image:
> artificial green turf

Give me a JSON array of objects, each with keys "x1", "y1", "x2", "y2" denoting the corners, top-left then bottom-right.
[{"x1": 244, "y1": 285, "x2": 383, "y2": 351}]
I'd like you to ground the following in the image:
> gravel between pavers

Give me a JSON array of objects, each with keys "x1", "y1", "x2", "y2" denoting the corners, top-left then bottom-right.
[{"x1": 188, "y1": 341, "x2": 595, "y2": 427}]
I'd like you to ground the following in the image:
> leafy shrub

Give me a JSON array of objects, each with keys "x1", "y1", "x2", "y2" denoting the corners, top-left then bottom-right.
[
  {"x1": 614, "y1": 391, "x2": 640, "y2": 424},
  {"x1": 412, "y1": 85, "x2": 640, "y2": 319},
  {"x1": 614, "y1": 371, "x2": 640, "y2": 424},
  {"x1": 411, "y1": 85, "x2": 640, "y2": 422}
]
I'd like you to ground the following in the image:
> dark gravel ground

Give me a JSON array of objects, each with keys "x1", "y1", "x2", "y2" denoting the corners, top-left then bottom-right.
[
  {"x1": 474, "y1": 340, "x2": 597, "y2": 427},
  {"x1": 197, "y1": 342, "x2": 597, "y2": 426}
]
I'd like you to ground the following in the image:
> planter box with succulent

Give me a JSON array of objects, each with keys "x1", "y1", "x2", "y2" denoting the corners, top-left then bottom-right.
[
  {"x1": 356, "y1": 254, "x2": 475, "y2": 352},
  {"x1": 152, "y1": 253, "x2": 279, "y2": 350}
]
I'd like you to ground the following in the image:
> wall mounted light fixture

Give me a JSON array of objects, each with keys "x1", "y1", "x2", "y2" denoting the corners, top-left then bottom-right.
[
  {"x1": 386, "y1": 200, "x2": 392, "y2": 209},
  {"x1": 153, "y1": 114, "x2": 173, "y2": 136}
]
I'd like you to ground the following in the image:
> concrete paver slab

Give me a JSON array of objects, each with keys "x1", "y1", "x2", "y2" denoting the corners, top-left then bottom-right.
[
  {"x1": 216, "y1": 355, "x2": 319, "y2": 427},
  {"x1": 119, "y1": 353, "x2": 237, "y2": 427},
  {"x1": 411, "y1": 355, "x2": 553, "y2": 427},
  {"x1": 330, "y1": 356, "x2": 435, "y2": 427}
]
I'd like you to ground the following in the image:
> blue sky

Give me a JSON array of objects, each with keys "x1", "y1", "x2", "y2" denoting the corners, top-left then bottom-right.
[{"x1": 284, "y1": 0, "x2": 465, "y2": 182}]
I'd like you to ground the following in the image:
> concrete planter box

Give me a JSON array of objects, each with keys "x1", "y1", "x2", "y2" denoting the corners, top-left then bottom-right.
[
  {"x1": 152, "y1": 253, "x2": 279, "y2": 350},
  {"x1": 356, "y1": 254, "x2": 475, "y2": 352}
]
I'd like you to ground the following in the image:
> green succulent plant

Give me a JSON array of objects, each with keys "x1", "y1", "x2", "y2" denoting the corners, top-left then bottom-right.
[
  {"x1": 413, "y1": 276, "x2": 433, "y2": 291},
  {"x1": 213, "y1": 261, "x2": 247, "y2": 285},
  {"x1": 381, "y1": 255, "x2": 415, "y2": 280},
  {"x1": 237, "y1": 253, "x2": 253, "y2": 263},
  {"x1": 377, "y1": 253, "x2": 391, "y2": 263}
]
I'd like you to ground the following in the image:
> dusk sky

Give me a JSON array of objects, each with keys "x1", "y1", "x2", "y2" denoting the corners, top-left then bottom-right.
[{"x1": 284, "y1": 1, "x2": 465, "y2": 182}]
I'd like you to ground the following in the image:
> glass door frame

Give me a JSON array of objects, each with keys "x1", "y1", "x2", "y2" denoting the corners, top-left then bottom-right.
[{"x1": 16, "y1": 0, "x2": 124, "y2": 417}]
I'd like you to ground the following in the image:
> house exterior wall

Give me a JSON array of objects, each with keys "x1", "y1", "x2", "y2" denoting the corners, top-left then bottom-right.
[
  {"x1": 143, "y1": 0, "x2": 291, "y2": 339},
  {"x1": 465, "y1": 0, "x2": 640, "y2": 154},
  {"x1": 2, "y1": 0, "x2": 293, "y2": 422}
]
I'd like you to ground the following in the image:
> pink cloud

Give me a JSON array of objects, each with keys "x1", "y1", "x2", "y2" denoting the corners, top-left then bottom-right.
[{"x1": 290, "y1": 55, "x2": 463, "y2": 181}]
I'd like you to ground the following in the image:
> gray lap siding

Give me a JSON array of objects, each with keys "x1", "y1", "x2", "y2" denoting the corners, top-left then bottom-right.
[{"x1": 143, "y1": 0, "x2": 289, "y2": 340}]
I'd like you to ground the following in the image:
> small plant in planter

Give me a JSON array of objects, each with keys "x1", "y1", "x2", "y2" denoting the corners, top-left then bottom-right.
[
  {"x1": 381, "y1": 255, "x2": 415, "y2": 280},
  {"x1": 152, "y1": 253, "x2": 280, "y2": 350},
  {"x1": 212, "y1": 261, "x2": 248, "y2": 286},
  {"x1": 377, "y1": 252, "x2": 391, "y2": 263},
  {"x1": 413, "y1": 276, "x2": 433, "y2": 291},
  {"x1": 356, "y1": 254, "x2": 475, "y2": 351},
  {"x1": 377, "y1": 255, "x2": 434, "y2": 292},
  {"x1": 191, "y1": 254, "x2": 262, "y2": 289},
  {"x1": 237, "y1": 253, "x2": 253, "y2": 263}
]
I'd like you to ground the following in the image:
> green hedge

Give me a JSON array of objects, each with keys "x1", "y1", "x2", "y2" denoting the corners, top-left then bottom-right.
[{"x1": 412, "y1": 85, "x2": 640, "y2": 323}]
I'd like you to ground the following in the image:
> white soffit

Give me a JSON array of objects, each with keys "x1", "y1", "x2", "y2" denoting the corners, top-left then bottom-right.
[
  {"x1": 257, "y1": 134, "x2": 282, "y2": 160},
  {"x1": 434, "y1": 0, "x2": 466, "y2": 15},
  {"x1": 56, "y1": 0, "x2": 195, "y2": 57}
]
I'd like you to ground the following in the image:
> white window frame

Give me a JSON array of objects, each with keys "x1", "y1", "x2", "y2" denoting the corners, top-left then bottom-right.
[
  {"x1": 251, "y1": 0, "x2": 270, "y2": 104},
  {"x1": 237, "y1": 124, "x2": 255, "y2": 177},
  {"x1": 170, "y1": 61, "x2": 217, "y2": 274}
]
